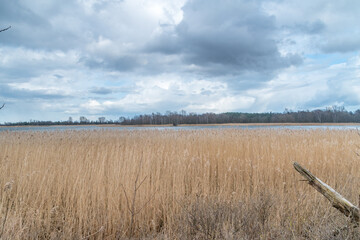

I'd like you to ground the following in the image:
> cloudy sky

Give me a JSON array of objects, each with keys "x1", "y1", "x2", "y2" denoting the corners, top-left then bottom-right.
[{"x1": 1, "y1": 0, "x2": 360, "y2": 122}]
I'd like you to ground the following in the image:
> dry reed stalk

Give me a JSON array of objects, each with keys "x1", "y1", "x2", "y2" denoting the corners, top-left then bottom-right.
[{"x1": 0, "y1": 128, "x2": 359, "y2": 238}]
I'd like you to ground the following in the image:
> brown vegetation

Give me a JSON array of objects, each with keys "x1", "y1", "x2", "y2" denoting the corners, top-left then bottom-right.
[{"x1": 1, "y1": 129, "x2": 360, "y2": 239}]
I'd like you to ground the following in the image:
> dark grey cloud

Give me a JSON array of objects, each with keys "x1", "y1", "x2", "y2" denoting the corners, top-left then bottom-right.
[
  {"x1": 146, "y1": 0, "x2": 302, "y2": 76},
  {"x1": 1, "y1": 0, "x2": 360, "y2": 123},
  {"x1": 89, "y1": 87, "x2": 114, "y2": 95},
  {"x1": 269, "y1": 0, "x2": 360, "y2": 54},
  {"x1": 321, "y1": 38, "x2": 360, "y2": 53},
  {"x1": 0, "y1": 1, "x2": 45, "y2": 25},
  {"x1": 297, "y1": 20, "x2": 326, "y2": 35},
  {"x1": 0, "y1": 84, "x2": 67, "y2": 100},
  {"x1": 81, "y1": 55, "x2": 140, "y2": 72},
  {"x1": 0, "y1": 1, "x2": 91, "y2": 50},
  {"x1": 281, "y1": 20, "x2": 326, "y2": 35},
  {"x1": 0, "y1": 66, "x2": 39, "y2": 81},
  {"x1": 1, "y1": 0, "x2": 305, "y2": 79}
]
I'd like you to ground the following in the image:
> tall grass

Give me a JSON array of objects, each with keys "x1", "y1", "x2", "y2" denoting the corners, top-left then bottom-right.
[{"x1": 0, "y1": 129, "x2": 360, "y2": 239}]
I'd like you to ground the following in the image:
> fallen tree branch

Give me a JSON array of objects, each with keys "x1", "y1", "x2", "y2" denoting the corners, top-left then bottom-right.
[{"x1": 293, "y1": 162, "x2": 360, "y2": 223}]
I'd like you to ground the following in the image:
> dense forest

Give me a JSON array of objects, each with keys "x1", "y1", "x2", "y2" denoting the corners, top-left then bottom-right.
[
  {"x1": 3, "y1": 106, "x2": 360, "y2": 126},
  {"x1": 118, "y1": 106, "x2": 360, "y2": 125}
]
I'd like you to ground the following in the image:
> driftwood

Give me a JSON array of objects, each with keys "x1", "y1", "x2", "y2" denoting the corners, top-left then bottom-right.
[{"x1": 293, "y1": 162, "x2": 360, "y2": 223}]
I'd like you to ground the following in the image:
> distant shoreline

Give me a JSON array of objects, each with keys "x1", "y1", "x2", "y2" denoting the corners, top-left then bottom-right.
[{"x1": 2, "y1": 122, "x2": 360, "y2": 128}]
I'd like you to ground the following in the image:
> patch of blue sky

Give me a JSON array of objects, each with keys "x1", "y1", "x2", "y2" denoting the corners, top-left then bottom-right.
[{"x1": 304, "y1": 52, "x2": 357, "y2": 65}]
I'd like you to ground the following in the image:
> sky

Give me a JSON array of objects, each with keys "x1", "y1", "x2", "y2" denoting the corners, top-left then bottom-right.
[{"x1": 1, "y1": 0, "x2": 360, "y2": 123}]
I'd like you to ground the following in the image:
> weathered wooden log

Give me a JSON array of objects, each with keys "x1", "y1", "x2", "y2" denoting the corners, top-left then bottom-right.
[{"x1": 293, "y1": 162, "x2": 360, "y2": 223}]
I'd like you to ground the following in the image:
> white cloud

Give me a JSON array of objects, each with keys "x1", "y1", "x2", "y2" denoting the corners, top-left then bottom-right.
[
  {"x1": 249, "y1": 54, "x2": 360, "y2": 112},
  {"x1": 1, "y1": 0, "x2": 360, "y2": 122},
  {"x1": 73, "y1": 74, "x2": 258, "y2": 114}
]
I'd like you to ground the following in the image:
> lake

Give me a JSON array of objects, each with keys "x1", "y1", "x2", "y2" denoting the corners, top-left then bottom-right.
[{"x1": 1, "y1": 124, "x2": 360, "y2": 132}]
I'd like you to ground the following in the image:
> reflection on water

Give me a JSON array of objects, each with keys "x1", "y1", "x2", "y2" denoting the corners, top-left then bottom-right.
[{"x1": 0, "y1": 124, "x2": 360, "y2": 132}]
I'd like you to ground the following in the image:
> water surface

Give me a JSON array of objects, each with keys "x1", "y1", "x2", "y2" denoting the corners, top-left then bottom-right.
[{"x1": 1, "y1": 124, "x2": 360, "y2": 132}]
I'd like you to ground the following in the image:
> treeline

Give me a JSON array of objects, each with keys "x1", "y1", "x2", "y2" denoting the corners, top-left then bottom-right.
[
  {"x1": 119, "y1": 107, "x2": 360, "y2": 125},
  {"x1": 3, "y1": 106, "x2": 360, "y2": 126},
  {"x1": 2, "y1": 117, "x2": 117, "y2": 126}
]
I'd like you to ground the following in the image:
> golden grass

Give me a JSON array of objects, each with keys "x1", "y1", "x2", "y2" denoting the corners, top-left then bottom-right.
[{"x1": 1, "y1": 129, "x2": 360, "y2": 239}]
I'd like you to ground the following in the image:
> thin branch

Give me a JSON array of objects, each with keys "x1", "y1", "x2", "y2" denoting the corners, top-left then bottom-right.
[
  {"x1": 120, "y1": 156, "x2": 156, "y2": 237},
  {"x1": 134, "y1": 157, "x2": 144, "y2": 186},
  {"x1": 120, "y1": 184, "x2": 131, "y2": 213},
  {"x1": 0, "y1": 103, "x2": 4, "y2": 110},
  {"x1": 135, "y1": 176, "x2": 147, "y2": 191},
  {"x1": 0, "y1": 26, "x2": 11, "y2": 33},
  {"x1": 135, "y1": 190, "x2": 157, "y2": 215}
]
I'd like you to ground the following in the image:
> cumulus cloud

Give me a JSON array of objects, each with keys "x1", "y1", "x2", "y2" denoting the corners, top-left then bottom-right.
[
  {"x1": 264, "y1": 0, "x2": 360, "y2": 53},
  {"x1": 146, "y1": 0, "x2": 302, "y2": 77},
  {"x1": 0, "y1": 84, "x2": 68, "y2": 100},
  {"x1": 1, "y1": 0, "x2": 360, "y2": 122},
  {"x1": 249, "y1": 55, "x2": 360, "y2": 112}
]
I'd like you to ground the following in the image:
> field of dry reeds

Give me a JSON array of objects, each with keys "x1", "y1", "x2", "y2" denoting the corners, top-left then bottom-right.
[{"x1": 1, "y1": 128, "x2": 360, "y2": 239}]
